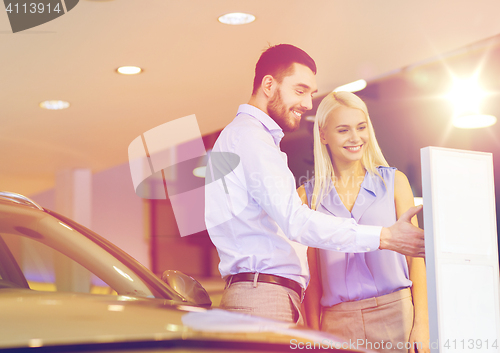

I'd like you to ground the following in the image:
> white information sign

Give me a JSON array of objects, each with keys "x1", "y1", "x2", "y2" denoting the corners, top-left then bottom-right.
[{"x1": 421, "y1": 146, "x2": 500, "y2": 352}]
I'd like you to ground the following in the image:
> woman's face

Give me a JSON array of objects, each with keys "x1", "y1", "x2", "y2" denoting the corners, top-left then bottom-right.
[{"x1": 319, "y1": 105, "x2": 369, "y2": 165}]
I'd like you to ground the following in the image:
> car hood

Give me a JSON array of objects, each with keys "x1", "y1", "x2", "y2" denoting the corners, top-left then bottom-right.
[
  {"x1": 0, "y1": 289, "x2": 354, "y2": 351},
  {"x1": 0, "y1": 289, "x2": 189, "y2": 348}
]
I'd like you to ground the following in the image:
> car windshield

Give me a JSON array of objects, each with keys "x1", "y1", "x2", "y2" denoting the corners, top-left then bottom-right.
[{"x1": 45, "y1": 208, "x2": 183, "y2": 300}]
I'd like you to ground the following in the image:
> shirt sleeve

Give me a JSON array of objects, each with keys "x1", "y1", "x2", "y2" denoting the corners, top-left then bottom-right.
[{"x1": 235, "y1": 127, "x2": 381, "y2": 253}]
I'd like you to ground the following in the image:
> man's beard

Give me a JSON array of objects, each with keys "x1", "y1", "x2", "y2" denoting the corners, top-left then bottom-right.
[{"x1": 267, "y1": 88, "x2": 300, "y2": 132}]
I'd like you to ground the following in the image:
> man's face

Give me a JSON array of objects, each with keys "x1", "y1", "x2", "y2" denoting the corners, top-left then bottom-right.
[{"x1": 267, "y1": 63, "x2": 317, "y2": 132}]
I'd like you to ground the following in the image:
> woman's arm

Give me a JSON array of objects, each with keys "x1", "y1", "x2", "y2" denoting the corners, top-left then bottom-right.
[
  {"x1": 297, "y1": 185, "x2": 322, "y2": 330},
  {"x1": 304, "y1": 246, "x2": 322, "y2": 330},
  {"x1": 394, "y1": 171, "x2": 430, "y2": 353}
]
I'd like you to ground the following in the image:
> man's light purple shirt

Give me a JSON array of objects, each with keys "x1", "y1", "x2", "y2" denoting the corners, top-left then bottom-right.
[{"x1": 205, "y1": 104, "x2": 382, "y2": 288}]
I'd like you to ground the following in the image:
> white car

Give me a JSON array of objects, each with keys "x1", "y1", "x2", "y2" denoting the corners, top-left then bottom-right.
[{"x1": 0, "y1": 192, "x2": 360, "y2": 352}]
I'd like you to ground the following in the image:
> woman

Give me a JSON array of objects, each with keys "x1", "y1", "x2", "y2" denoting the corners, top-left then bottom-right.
[{"x1": 298, "y1": 91, "x2": 429, "y2": 353}]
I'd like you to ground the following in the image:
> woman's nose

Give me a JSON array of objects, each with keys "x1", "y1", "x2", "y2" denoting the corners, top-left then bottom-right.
[{"x1": 349, "y1": 130, "x2": 360, "y2": 142}]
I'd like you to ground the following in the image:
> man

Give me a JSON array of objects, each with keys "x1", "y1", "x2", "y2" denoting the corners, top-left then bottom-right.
[{"x1": 205, "y1": 44, "x2": 424, "y2": 325}]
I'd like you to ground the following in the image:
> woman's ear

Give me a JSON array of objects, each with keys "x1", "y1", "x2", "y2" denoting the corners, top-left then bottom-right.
[{"x1": 319, "y1": 127, "x2": 328, "y2": 145}]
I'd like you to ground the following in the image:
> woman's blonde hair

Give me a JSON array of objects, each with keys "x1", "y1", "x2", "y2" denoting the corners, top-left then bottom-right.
[{"x1": 310, "y1": 91, "x2": 389, "y2": 210}]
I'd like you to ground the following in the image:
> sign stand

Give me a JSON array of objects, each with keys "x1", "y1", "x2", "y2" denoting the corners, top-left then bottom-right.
[{"x1": 421, "y1": 146, "x2": 500, "y2": 352}]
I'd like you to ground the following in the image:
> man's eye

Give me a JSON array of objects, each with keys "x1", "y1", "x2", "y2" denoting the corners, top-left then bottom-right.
[{"x1": 296, "y1": 90, "x2": 304, "y2": 95}]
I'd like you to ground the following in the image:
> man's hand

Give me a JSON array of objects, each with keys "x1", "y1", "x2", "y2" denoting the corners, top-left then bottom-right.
[{"x1": 380, "y1": 205, "x2": 425, "y2": 257}]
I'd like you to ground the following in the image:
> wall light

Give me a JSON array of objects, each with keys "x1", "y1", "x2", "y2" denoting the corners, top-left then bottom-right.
[
  {"x1": 333, "y1": 79, "x2": 367, "y2": 93},
  {"x1": 447, "y1": 77, "x2": 496, "y2": 129},
  {"x1": 447, "y1": 77, "x2": 484, "y2": 115},
  {"x1": 117, "y1": 66, "x2": 142, "y2": 75},
  {"x1": 452, "y1": 114, "x2": 497, "y2": 129},
  {"x1": 218, "y1": 12, "x2": 255, "y2": 25},
  {"x1": 193, "y1": 166, "x2": 206, "y2": 178},
  {"x1": 192, "y1": 150, "x2": 210, "y2": 178}
]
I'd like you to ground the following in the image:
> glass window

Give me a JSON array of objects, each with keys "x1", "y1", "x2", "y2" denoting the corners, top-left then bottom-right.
[{"x1": 0, "y1": 233, "x2": 117, "y2": 295}]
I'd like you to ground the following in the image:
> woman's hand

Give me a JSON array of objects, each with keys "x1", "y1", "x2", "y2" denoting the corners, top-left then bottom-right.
[{"x1": 408, "y1": 320, "x2": 430, "y2": 353}]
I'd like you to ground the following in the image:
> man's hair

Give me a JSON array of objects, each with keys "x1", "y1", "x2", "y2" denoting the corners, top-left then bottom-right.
[{"x1": 252, "y1": 44, "x2": 317, "y2": 95}]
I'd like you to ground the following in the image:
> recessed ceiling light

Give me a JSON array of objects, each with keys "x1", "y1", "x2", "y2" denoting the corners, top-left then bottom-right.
[
  {"x1": 333, "y1": 79, "x2": 367, "y2": 93},
  {"x1": 117, "y1": 66, "x2": 142, "y2": 75},
  {"x1": 452, "y1": 114, "x2": 497, "y2": 129},
  {"x1": 39, "y1": 100, "x2": 70, "y2": 110},
  {"x1": 218, "y1": 12, "x2": 255, "y2": 25}
]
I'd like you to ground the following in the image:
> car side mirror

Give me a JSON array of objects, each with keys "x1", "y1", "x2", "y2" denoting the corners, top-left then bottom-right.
[{"x1": 161, "y1": 270, "x2": 212, "y2": 307}]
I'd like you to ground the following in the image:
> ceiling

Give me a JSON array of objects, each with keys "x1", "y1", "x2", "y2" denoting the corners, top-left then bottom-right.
[{"x1": 2, "y1": 0, "x2": 500, "y2": 196}]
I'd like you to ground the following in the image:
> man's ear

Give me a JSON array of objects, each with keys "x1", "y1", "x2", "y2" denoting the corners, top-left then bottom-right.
[{"x1": 261, "y1": 75, "x2": 276, "y2": 98}]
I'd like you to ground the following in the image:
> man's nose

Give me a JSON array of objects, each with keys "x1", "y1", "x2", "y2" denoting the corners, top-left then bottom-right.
[{"x1": 301, "y1": 94, "x2": 313, "y2": 111}]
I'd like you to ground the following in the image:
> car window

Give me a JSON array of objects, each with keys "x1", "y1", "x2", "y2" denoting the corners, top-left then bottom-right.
[
  {"x1": 0, "y1": 233, "x2": 117, "y2": 295},
  {"x1": 0, "y1": 201, "x2": 182, "y2": 301}
]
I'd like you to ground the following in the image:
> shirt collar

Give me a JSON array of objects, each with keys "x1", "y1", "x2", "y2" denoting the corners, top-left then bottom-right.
[
  {"x1": 319, "y1": 171, "x2": 378, "y2": 219},
  {"x1": 237, "y1": 104, "x2": 284, "y2": 146},
  {"x1": 361, "y1": 170, "x2": 377, "y2": 197},
  {"x1": 325, "y1": 170, "x2": 378, "y2": 197}
]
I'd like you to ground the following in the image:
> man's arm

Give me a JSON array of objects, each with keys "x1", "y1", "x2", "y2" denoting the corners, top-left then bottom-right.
[
  {"x1": 234, "y1": 125, "x2": 425, "y2": 256},
  {"x1": 235, "y1": 128, "x2": 379, "y2": 252}
]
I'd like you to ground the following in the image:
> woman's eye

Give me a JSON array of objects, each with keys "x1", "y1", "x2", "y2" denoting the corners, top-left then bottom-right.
[
  {"x1": 358, "y1": 126, "x2": 366, "y2": 130},
  {"x1": 338, "y1": 129, "x2": 348, "y2": 133}
]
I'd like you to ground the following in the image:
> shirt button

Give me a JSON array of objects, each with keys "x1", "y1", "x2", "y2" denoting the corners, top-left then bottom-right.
[
  {"x1": 366, "y1": 247, "x2": 371, "y2": 251},
  {"x1": 336, "y1": 247, "x2": 341, "y2": 251}
]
